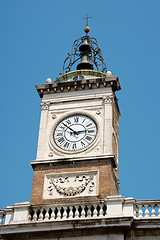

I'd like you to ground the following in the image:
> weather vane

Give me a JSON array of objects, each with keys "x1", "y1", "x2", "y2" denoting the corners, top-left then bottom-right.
[{"x1": 83, "y1": 14, "x2": 92, "y2": 26}]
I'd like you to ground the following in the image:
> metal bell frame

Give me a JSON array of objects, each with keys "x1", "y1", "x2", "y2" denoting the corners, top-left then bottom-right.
[{"x1": 61, "y1": 35, "x2": 107, "y2": 75}]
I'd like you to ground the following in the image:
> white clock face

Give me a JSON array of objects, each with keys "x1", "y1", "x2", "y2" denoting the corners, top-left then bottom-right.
[{"x1": 54, "y1": 115, "x2": 97, "y2": 152}]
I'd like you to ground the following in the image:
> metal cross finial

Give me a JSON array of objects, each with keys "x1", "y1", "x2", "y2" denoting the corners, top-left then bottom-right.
[{"x1": 83, "y1": 14, "x2": 92, "y2": 26}]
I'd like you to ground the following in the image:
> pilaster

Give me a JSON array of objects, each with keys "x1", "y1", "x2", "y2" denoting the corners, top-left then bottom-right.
[{"x1": 36, "y1": 101, "x2": 50, "y2": 160}]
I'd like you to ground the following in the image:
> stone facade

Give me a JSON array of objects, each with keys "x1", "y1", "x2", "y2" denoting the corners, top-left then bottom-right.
[
  {"x1": 30, "y1": 79, "x2": 120, "y2": 205},
  {"x1": 35, "y1": 87, "x2": 119, "y2": 162},
  {"x1": 31, "y1": 158, "x2": 118, "y2": 205}
]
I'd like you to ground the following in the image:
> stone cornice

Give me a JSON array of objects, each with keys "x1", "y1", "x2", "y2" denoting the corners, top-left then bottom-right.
[
  {"x1": 35, "y1": 76, "x2": 121, "y2": 98},
  {"x1": 30, "y1": 154, "x2": 117, "y2": 170},
  {"x1": 0, "y1": 217, "x2": 133, "y2": 235}
]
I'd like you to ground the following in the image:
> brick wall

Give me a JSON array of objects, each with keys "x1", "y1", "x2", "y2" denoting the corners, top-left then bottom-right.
[{"x1": 31, "y1": 158, "x2": 119, "y2": 205}]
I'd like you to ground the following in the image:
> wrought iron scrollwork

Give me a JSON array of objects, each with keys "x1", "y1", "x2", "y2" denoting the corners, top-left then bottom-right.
[{"x1": 61, "y1": 35, "x2": 107, "y2": 75}]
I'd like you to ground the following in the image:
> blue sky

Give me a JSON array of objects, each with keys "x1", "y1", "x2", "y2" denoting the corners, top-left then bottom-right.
[{"x1": 0, "y1": 0, "x2": 160, "y2": 209}]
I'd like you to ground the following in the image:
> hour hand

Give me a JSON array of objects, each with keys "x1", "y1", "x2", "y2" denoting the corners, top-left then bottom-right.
[{"x1": 76, "y1": 130, "x2": 87, "y2": 134}]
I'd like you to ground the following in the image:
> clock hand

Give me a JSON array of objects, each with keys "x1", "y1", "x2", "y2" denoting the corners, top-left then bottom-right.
[
  {"x1": 62, "y1": 123, "x2": 77, "y2": 134},
  {"x1": 76, "y1": 130, "x2": 87, "y2": 134}
]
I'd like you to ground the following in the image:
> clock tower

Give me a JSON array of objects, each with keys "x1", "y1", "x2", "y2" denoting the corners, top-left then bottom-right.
[
  {"x1": 31, "y1": 24, "x2": 121, "y2": 206},
  {"x1": 1, "y1": 20, "x2": 160, "y2": 240}
]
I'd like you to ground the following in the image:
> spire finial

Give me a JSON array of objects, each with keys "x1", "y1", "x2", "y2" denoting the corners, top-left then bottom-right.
[
  {"x1": 83, "y1": 14, "x2": 92, "y2": 26},
  {"x1": 83, "y1": 14, "x2": 92, "y2": 35}
]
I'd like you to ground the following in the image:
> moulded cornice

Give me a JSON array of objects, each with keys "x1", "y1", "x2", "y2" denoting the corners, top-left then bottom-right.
[
  {"x1": 30, "y1": 154, "x2": 117, "y2": 169},
  {"x1": 36, "y1": 76, "x2": 121, "y2": 98}
]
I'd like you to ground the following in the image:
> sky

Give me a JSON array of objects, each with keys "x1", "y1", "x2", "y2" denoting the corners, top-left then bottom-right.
[{"x1": 0, "y1": 0, "x2": 160, "y2": 210}]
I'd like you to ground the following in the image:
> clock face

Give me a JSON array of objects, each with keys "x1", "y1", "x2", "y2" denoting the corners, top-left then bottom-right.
[{"x1": 54, "y1": 115, "x2": 97, "y2": 152}]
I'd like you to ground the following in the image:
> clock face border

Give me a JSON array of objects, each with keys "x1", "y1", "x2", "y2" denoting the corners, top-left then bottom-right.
[{"x1": 49, "y1": 112, "x2": 99, "y2": 154}]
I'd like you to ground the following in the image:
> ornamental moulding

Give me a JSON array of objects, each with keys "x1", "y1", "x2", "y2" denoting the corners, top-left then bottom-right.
[
  {"x1": 43, "y1": 171, "x2": 98, "y2": 199},
  {"x1": 40, "y1": 101, "x2": 50, "y2": 110},
  {"x1": 48, "y1": 175, "x2": 94, "y2": 197},
  {"x1": 103, "y1": 95, "x2": 115, "y2": 104}
]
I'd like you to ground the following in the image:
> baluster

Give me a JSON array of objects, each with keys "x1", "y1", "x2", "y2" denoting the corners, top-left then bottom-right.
[
  {"x1": 144, "y1": 205, "x2": 149, "y2": 218},
  {"x1": 74, "y1": 206, "x2": 79, "y2": 219},
  {"x1": 81, "y1": 205, "x2": 85, "y2": 219},
  {"x1": 0, "y1": 212, "x2": 3, "y2": 225},
  {"x1": 63, "y1": 207, "x2": 67, "y2": 220},
  {"x1": 133, "y1": 205, "x2": 139, "y2": 217},
  {"x1": 151, "y1": 205, "x2": 156, "y2": 217},
  {"x1": 133, "y1": 206, "x2": 137, "y2": 218},
  {"x1": 44, "y1": 208, "x2": 49, "y2": 221},
  {"x1": 138, "y1": 205, "x2": 143, "y2": 218},
  {"x1": 28, "y1": 212, "x2": 32, "y2": 222},
  {"x1": 50, "y1": 208, "x2": 55, "y2": 220},
  {"x1": 33, "y1": 209, "x2": 37, "y2": 221},
  {"x1": 104, "y1": 204, "x2": 107, "y2": 216},
  {"x1": 56, "y1": 207, "x2": 61, "y2": 220},
  {"x1": 69, "y1": 207, "x2": 74, "y2": 219},
  {"x1": 99, "y1": 204, "x2": 104, "y2": 217},
  {"x1": 38, "y1": 209, "x2": 43, "y2": 221},
  {"x1": 93, "y1": 205, "x2": 98, "y2": 217},
  {"x1": 87, "y1": 205, "x2": 91, "y2": 218},
  {"x1": 158, "y1": 205, "x2": 160, "y2": 217}
]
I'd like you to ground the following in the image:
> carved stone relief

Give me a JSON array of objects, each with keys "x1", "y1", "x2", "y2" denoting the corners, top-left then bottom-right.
[
  {"x1": 40, "y1": 101, "x2": 50, "y2": 110},
  {"x1": 51, "y1": 113, "x2": 57, "y2": 119},
  {"x1": 103, "y1": 95, "x2": 114, "y2": 104},
  {"x1": 96, "y1": 109, "x2": 101, "y2": 115},
  {"x1": 43, "y1": 171, "x2": 99, "y2": 199}
]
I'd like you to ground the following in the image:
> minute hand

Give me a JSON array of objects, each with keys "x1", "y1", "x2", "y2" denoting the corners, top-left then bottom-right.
[{"x1": 62, "y1": 123, "x2": 76, "y2": 133}]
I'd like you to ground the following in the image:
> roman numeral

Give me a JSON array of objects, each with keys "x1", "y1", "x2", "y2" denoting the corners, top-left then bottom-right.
[
  {"x1": 59, "y1": 125, "x2": 65, "y2": 130},
  {"x1": 58, "y1": 137, "x2": 65, "y2": 144},
  {"x1": 81, "y1": 141, "x2": 85, "y2": 147},
  {"x1": 65, "y1": 119, "x2": 71, "y2": 125},
  {"x1": 63, "y1": 141, "x2": 70, "y2": 149},
  {"x1": 86, "y1": 123, "x2": 92, "y2": 128},
  {"x1": 72, "y1": 143, "x2": 77, "y2": 150},
  {"x1": 85, "y1": 136, "x2": 92, "y2": 142},
  {"x1": 56, "y1": 132, "x2": 63, "y2": 137},
  {"x1": 88, "y1": 130, "x2": 95, "y2": 133},
  {"x1": 82, "y1": 118, "x2": 86, "y2": 124},
  {"x1": 74, "y1": 116, "x2": 79, "y2": 123}
]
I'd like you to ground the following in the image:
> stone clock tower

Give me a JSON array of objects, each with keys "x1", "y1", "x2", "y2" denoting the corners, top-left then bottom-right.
[
  {"x1": 30, "y1": 25, "x2": 121, "y2": 206},
  {"x1": 1, "y1": 22, "x2": 159, "y2": 240}
]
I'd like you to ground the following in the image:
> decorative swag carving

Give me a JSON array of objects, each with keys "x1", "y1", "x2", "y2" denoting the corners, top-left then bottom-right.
[{"x1": 47, "y1": 174, "x2": 95, "y2": 197}]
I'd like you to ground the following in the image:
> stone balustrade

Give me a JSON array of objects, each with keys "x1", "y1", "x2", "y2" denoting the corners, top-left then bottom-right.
[
  {"x1": 29, "y1": 202, "x2": 107, "y2": 222},
  {"x1": 134, "y1": 200, "x2": 160, "y2": 218},
  {"x1": 1, "y1": 197, "x2": 160, "y2": 226}
]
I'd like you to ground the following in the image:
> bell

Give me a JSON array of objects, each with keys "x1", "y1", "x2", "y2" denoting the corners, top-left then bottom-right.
[
  {"x1": 79, "y1": 39, "x2": 91, "y2": 53},
  {"x1": 77, "y1": 54, "x2": 93, "y2": 70}
]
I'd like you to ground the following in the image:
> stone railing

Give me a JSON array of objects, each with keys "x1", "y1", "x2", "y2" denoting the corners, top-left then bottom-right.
[
  {"x1": 134, "y1": 200, "x2": 160, "y2": 218},
  {"x1": 29, "y1": 201, "x2": 107, "y2": 222},
  {"x1": 1, "y1": 197, "x2": 160, "y2": 225},
  {"x1": 1, "y1": 196, "x2": 133, "y2": 225},
  {"x1": 28, "y1": 196, "x2": 134, "y2": 222}
]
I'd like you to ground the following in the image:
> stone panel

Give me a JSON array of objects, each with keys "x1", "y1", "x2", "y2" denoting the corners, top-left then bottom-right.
[{"x1": 43, "y1": 170, "x2": 99, "y2": 199}]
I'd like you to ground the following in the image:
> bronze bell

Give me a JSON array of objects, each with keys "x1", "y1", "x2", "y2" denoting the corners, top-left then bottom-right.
[
  {"x1": 79, "y1": 38, "x2": 91, "y2": 52},
  {"x1": 77, "y1": 38, "x2": 93, "y2": 70},
  {"x1": 77, "y1": 54, "x2": 93, "y2": 70}
]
